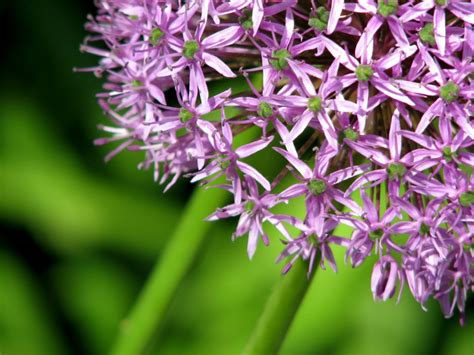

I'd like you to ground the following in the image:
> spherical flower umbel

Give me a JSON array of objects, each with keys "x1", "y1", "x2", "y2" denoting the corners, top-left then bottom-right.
[{"x1": 79, "y1": 0, "x2": 474, "y2": 324}]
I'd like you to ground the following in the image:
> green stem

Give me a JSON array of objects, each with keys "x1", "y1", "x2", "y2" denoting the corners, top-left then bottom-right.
[
  {"x1": 110, "y1": 186, "x2": 228, "y2": 355},
  {"x1": 242, "y1": 258, "x2": 318, "y2": 355}
]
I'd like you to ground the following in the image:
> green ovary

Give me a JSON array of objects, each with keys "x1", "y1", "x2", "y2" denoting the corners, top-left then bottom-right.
[
  {"x1": 179, "y1": 108, "x2": 193, "y2": 123},
  {"x1": 377, "y1": 0, "x2": 398, "y2": 17},
  {"x1": 442, "y1": 147, "x2": 457, "y2": 162},
  {"x1": 257, "y1": 102, "x2": 274, "y2": 118},
  {"x1": 338, "y1": 128, "x2": 359, "y2": 145},
  {"x1": 369, "y1": 229, "x2": 384, "y2": 240},
  {"x1": 307, "y1": 234, "x2": 319, "y2": 245},
  {"x1": 387, "y1": 163, "x2": 406, "y2": 180},
  {"x1": 131, "y1": 79, "x2": 143, "y2": 87},
  {"x1": 245, "y1": 201, "x2": 255, "y2": 212},
  {"x1": 307, "y1": 96, "x2": 322, "y2": 112},
  {"x1": 459, "y1": 191, "x2": 474, "y2": 207},
  {"x1": 150, "y1": 28, "x2": 164, "y2": 45},
  {"x1": 239, "y1": 9, "x2": 253, "y2": 30},
  {"x1": 183, "y1": 40, "x2": 199, "y2": 59},
  {"x1": 308, "y1": 179, "x2": 327, "y2": 196},
  {"x1": 419, "y1": 23, "x2": 435, "y2": 45},
  {"x1": 439, "y1": 81, "x2": 459, "y2": 103},
  {"x1": 420, "y1": 223, "x2": 430, "y2": 236},
  {"x1": 344, "y1": 128, "x2": 359, "y2": 141},
  {"x1": 308, "y1": 7, "x2": 330, "y2": 32},
  {"x1": 270, "y1": 49, "x2": 291, "y2": 71},
  {"x1": 219, "y1": 159, "x2": 230, "y2": 170},
  {"x1": 356, "y1": 65, "x2": 374, "y2": 81}
]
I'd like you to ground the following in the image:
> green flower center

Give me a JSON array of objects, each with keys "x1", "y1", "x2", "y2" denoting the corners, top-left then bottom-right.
[
  {"x1": 369, "y1": 229, "x2": 384, "y2": 240},
  {"x1": 307, "y1": 234, "x2": 319, "y2": 245},
  {"x1": 420, "y1": 223, "x2": 430, "y2": 236},
  {"x1": 257, "y1": 102, "x2": 274, "y2": 118},
  {"x1": 439, "y1": 81, "x2": 459, "y2": 103},
  {"x1": 387, "y1": 163, "x2": 406, "y2": 180},
  {"x1": 338, "y1": 128, "x2": 359, "y2": 144},
  {"x1": 270, "y1": 49, "x2": 291, "y2": 71},
  {"x1": 419, "y1": 23, "x2": 435, "y2": 45},
  {"x1": 129, "y1": 15, "x2": 139, "y2": 21},
  {"x1": 355, "y1": 65, "x2": 374, "y2": 82},
  {"x1": 435, "y1": 0, "x2": 447, "y2": 6},
  {"x1": 183, "y1": 40, "x2": 199, "y2": 59},
  {"x1": 442, "y1": 147, "x2": 457, "y2": 162},
  {"x1": 307, "y1": 96, "x2": 323, "y2": 112},
  {"x1": 308, "y1": 7, "x2": 330, "y2": 31},
  {"x1": 219, "y1": 157, "x2": 231, "y2": 170},
  {"x1": 377, "y1": 0, "x2": 398, "y2": 17},
  {"x1": 344, "y1": 127, "x2": 359, "y2": 141},
  {"x1": 150, "y1": 28, "x2": 164, "y2": 46},
  {"x1": 308, "y1": 179, "x2": 327, "y2": 195},
  {"x1": 239, "y1": 9, "x2": 253, "y2": 30},
  {"x1": 179, "y1": 108, "x2": 193, "y2": 123},
  {"x1": 459, "y1": 191, "x2": 474, "y2": 207},
  {"x1": 245, "y1": 201, "x2": 255, "y2": 212},
  {"x1": 131, "y1": 79, "x2": 143, "y2": 87}
]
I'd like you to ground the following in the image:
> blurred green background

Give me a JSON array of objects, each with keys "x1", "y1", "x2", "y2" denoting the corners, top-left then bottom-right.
[{"x1": 0, "y1": 1, "x2": 472, "y2": 354}]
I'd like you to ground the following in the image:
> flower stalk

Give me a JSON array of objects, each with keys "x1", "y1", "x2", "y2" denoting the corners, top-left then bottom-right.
[
  {"x1": 110, "y1": 186, "x2": 228, "y2": 355},
  {"x1": 243, "y1": 259, "x2": 317, "y2": 355}
]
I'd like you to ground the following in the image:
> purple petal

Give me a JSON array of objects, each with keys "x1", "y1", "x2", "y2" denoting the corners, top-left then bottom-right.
[
  {"x1": 322, "y1": 36, "x2": 358, "y2": 70},
  {"x1": 236, "y1": 136, "x2": 274, "y2": 158},
  {"x1": 450, "y1": 3, "x2": 474, "y2": 23},
  {"x1": 399, "y1": 130, "x2": 436, "y2": 149},
  {"x1": 345, "y1": 169, "x2": 387, "y2": 196},
  {"x1": 377, "y1": 47, "x2": 416, "y2": 71},
  {"x1": 327, "y1": 0, "x2": 344, "y2": 34},
  {"x1": 371, "y1": 74, "x2": 415, "y2": 106},
  {"x1": 252, "y1": 0, "x2": 264, "y2": 35},
  {"x1": 355, "y1": 15, "x2": 382, "y2": 60},
  {"x1": 202, "y1": 26, "x2": 242, "y2": 48},
  {"x1": 292, "y1": 37, "x2": 322, "y2": 56},
  {"x1": 328, "y1": 164, "x2": 370, "y2": 185},
  {"x1": 387, "y1": 16, "x2": 410, "y2": 51},
  {"x1": 361, "y1": 190, "x2": 378, "y2": 224},
  {"x1": 400, "y1": 2, "x2": 433, "y2": 22},
  {"x1": 202, "y1": 52, "x2": 236, "y2": 77},
  {"x1": 281, "y1": 8, "x2": 294, "y2": 47},
  {"x1": 286, "y1": 110, "x2": 314, "y2": 144},
  {"x1": 417, "y1": 42, "x2": 445, "y2": 85},
  {"x1": 236, "y1": 161, "x2": 271, "y2": 191},
  {"x1": 357, "y1": 81, "x2": 369, "y2": 132},
  {"x1": 394, "y1": 80, "x2": 438, "y2": 96},
  {"x1": 279, "y1": 183, "x2": 308, "y2": 199},
  {"x1": 247, "y1": 222, "x2": 259, "y2": 259},
  {"x1": 394, "y1": 197, "x2": 421, "y2": 219},
  {"x1": 389, "y1": 109, "x2": 402, "y2": 160},
  {"x1": 434, "y1": 6, "x2": 446, "y2": 56},
  {"x1": 328, "y1": 99, "x2": 358, "y2": 113},
  {"x1": 191, "y1": 64, "x2": 209, "y2": 108},
  {"x1": 318, "y1": 111, "x2": 339, "y2": 149},
  {"x1": 274, "y1": 147, "x2": 312, "y2": 179},
  {"x1": 288, "y1": 60, "x2": 317, "y2": 96},
  {"x1": 346, "y1": 140, "x2": 390, "y2": 166},
  {"x1": 416, "y1": 98, "x2": 444, "y2": 134}
]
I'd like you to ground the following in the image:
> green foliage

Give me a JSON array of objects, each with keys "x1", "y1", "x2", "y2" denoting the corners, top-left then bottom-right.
[{"x1": 0, "y1": 252, "x2": 67, "y2": 355}]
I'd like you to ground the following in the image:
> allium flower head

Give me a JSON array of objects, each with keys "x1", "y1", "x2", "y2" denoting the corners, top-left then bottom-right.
[{"x1": 80, "y1": 0, "x2": 474, "y2": 324}]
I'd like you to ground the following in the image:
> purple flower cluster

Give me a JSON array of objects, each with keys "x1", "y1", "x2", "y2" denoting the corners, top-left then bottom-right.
[{"x1": 80, "y1": 0, "x2": 473, "y2": 323}]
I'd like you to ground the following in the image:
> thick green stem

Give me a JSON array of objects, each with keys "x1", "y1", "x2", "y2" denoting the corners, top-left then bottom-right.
[
  {"x1": 110, "y1": 186, "x2": 228, "y2": 355},
  {"x1": 242, "y1": 258, "x2": 318, "y2": 355}
]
